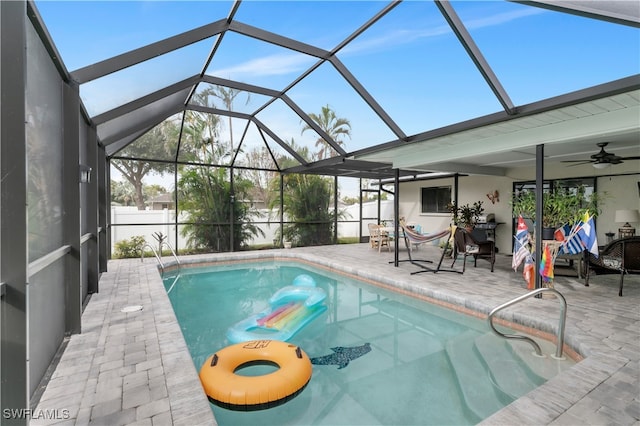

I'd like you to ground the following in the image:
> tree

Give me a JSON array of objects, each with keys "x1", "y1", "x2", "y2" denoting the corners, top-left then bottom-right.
[
  {"x1": 178, "y1": 167, "x2": 263, "y2": 251},
  {"x1": 180, "y1": 107, "x2": 224, "y2": 164},
  {"x1": 110, "y1": 180, "x2": 136, "y2": 206},
  {"x1": 177, "y1": 88, "x2": 263, "y2": 251},
  {"x1": 183, "y1": 86, "x2": 250, "y2": 164},
  {"x1": 144, "y1": 184, "x2": 168, "y2": 200},
  {"x1": 279, "y1": 173, "x2": 336, "y2": 246},
  {"x1": 210, "y1": 86, "x2": 250, "y2": 157},
  {"x1": 110, "y1": 181, "x2": 169, "y2": 207},
  {"x1": 267, "y1": 139, "x2": 342, "y2": 246},
  {"x1": 111, "y1": 120, "x2": 178, "y2": 209},
  {"x1": 301, "y1": 104, "x2": 351, "y2": 160},
  {"x1": 243, "y1": 146, "x2": 280, "y2": 208}
]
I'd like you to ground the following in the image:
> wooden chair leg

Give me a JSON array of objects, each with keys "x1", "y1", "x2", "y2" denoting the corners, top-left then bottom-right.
[{"x1": 618, "y1": 270, "x2": 625, "y2": 297}]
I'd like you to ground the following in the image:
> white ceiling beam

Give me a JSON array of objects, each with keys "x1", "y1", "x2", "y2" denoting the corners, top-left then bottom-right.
[{"x1": 404, "y1": 162, "x2": 506, "y2": 176}]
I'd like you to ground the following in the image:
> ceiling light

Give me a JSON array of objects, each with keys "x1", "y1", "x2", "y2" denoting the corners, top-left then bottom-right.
[{"x1": 592, "y1": 162, "x2": 609, "y2": 169}]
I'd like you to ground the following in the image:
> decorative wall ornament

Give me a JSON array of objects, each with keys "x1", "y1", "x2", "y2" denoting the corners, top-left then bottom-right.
[{"x1": 486, "y1": 190, "x2": 499, "y2": 204}]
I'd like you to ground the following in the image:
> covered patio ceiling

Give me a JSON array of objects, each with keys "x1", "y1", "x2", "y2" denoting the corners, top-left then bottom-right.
[
  {"x1": 356, "y1": 82, "x2": 640, "y2": 176},
  {"x1": 32, "y1": 0, "x2": 640, "y2": 180}
]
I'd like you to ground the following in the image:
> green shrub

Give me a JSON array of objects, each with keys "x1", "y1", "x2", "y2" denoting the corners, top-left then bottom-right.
[{"x1": 114, "y1": 235, "x2": 146, "y2": 259}]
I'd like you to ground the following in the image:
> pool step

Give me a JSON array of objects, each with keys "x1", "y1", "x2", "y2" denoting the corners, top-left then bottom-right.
[
  {"x1": 474, "y1": 333, "x2": 545, "y2": 400},
  {"x1": 507, "y1": 337, "x2": 575, "y2": 380},
  {"x1": 445, "y1": 331, "x2": 510, "y2": 421}
]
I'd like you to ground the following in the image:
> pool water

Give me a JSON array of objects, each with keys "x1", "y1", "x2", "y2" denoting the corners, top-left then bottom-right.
[{"x1": 163, "y1": 261, "x2": 574, "y2": 426}]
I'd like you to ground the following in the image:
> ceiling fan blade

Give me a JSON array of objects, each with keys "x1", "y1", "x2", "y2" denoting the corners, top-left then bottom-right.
[
  {"x1": 561, "y1": 143, "x2": 637, "y2": 166},
  {"x1": 562, "y1": 161, "x2": 593, "y2": 167}
]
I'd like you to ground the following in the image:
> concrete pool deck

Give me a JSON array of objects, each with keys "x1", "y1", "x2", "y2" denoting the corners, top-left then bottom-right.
[{"x1": 33, "y1": 243, "x2": 639, "y2": 425}]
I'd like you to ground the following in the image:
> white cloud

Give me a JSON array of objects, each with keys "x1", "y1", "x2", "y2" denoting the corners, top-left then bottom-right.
[
  {"x1": 341, "y1": 7, "x2": 545, "y2": 56},
  {"x1": 464, "y1": 8, "x2": 545, "y2": 30},
  {"x1": 212, "y1": 53, "x2": 317, "y2": 78}
]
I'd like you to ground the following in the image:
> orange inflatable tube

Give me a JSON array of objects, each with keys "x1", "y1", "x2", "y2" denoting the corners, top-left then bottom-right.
[{"x1": 199, "y1": 340, "x2": 312, "y2": 411}]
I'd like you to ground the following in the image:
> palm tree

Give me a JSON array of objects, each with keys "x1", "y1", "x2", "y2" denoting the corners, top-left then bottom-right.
[
  {"x1": 178, "y1": 166, "x2": 263, "y2": 252},
  {"x1": 211, "y1": 85, "x2": 250, "y2": 158},
  {"x1": 301, "y1": 104, "x2": 351, "y2": 160},
  {"x1": 181, "y1": 107, "x2": 223, "y2": 164},
  {"x1": 266, "y1": 138, "x2": 342, "y2": 246},
  {"x1": 177, "y1": 99, "x2": 263, "y2": 252}
]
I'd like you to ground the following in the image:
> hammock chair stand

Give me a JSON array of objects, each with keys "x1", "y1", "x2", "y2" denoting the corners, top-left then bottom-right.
[{"x1": 393, "y1": 225, "x2": 461, "y2": 275}]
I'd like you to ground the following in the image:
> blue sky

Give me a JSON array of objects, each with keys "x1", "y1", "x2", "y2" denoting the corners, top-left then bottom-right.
[
  {"x1": 35, "y1": 1, "x2": 639, "y2": 190},
  {"x1": 36, "y1": 2, "x2": 639, "y2": 136}
]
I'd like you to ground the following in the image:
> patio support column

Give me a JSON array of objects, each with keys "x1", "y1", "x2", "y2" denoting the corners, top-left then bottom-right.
[
  {"x1": 98, "y1": 146, "x2": 108, "y2": 272},
  {"x1": 86, "y1": 127, "x2": 100, "y2": 295},
  {"x1": 453, "y1": 174, "x2": 459, "y2": 206},
  {"x1": 393, "y1": 168, "x2": 400, "y2": 266},
  {"x1": 230, "y1": 166, "x2": 235, "y2": 252},
  {"x1": 334, "y1": 176, "x2": 338, "y2": 244},
  {"x1": 535, "y1": 144, "x2": 544, "y2": 290},
  {"x1": 1, "y1": 0, "x2": 29, "y2": 420},
  {"x1": 174, "y1": 163, "x2": 179, "y2": 254},
  {"x1": 279, "y1": 173, "x2": 284, "y2": 247},
  {"x1": 63, "y1": 80, "x2": 82, "y2": 335},
  {"x1": 359, "y1": 179, "x2": 363, "y2": 243},
  {"x1": 104, "y1": 158, "x2": 112, "y2": 263}
]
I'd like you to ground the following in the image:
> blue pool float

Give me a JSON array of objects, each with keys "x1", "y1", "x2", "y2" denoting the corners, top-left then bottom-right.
[{"x1": 226, "y1": 274, "x2": 327, "y2": 343}]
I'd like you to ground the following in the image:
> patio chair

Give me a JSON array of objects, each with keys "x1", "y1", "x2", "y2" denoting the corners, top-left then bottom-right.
[
  {"x1": 368, "y1": 223, "x2": 390, "y2": 252},
  {"x1": 451, "y1": 227, "x2": 495, "y2": 273},
  {"x1": 398, "y1": 220, "x2": 459, "y2": 274},
  {"x1": 584, "y1": 236, "x2": 640, "y2": 296}
]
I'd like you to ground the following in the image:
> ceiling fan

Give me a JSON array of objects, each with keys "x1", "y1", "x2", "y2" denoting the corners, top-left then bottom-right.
[{"x1": 562, "y1": 142, "x2": 640, "y2": 168}]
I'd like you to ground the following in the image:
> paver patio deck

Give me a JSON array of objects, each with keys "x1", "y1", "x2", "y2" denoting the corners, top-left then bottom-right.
[{"x1": 33, "y1": 243, "x2": 639, "y2": 425}]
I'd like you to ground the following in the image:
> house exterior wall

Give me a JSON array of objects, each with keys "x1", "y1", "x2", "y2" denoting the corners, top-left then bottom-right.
[
  {"x1": 399, "y1": 176, "x2": 515, "y2": 253},
  {"x1": 399, "y1": 170, "x2": 640, "y2": 255}
]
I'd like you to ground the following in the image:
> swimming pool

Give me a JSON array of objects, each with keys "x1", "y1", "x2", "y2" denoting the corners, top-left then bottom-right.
[{"x1": 163, "y1": 260, "x2": 575, "y2": 425}]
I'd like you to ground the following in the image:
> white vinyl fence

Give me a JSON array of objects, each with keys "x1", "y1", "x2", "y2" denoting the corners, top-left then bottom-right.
[{"x1": 110, "y1": 200, "x2": 395, "y2": 254}]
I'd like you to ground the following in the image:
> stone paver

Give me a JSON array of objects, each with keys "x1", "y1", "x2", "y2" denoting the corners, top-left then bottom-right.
[
  {"x1": 32, "y1": 244, "x2": 639, "y2": 425},
  {"x1": 31, "y1": 255, "x2": 213, "y2": 426}
]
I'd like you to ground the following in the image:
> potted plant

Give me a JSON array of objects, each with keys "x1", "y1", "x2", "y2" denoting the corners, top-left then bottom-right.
[
  {"x1": 512, "y1": 187, "x2": 570, "y2": 239},
  {"x1": 448, "y1": 201, "x2": 484, "y2": 231},
  {"x1": 511, "y1": 185, "x2": 606, "y2": 240}
]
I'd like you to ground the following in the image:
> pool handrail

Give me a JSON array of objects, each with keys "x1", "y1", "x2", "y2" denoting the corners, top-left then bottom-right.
[
  {"x1": 488, "y1": 287, "x2": 567, "y2": 359},
  {"x1": 141, "y1": 243, "x2": 164, "y2": 271},
  {"x1": 152, "y1": 232, "x2": 181, "y2": 267},
  {"x1": 141, "y1": 233, "x2": 181, "y2": 271}
]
